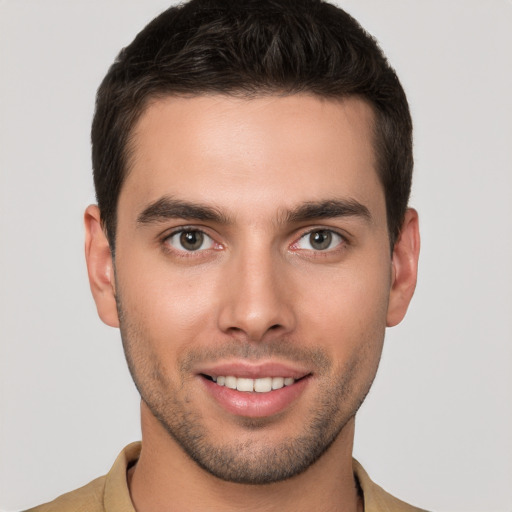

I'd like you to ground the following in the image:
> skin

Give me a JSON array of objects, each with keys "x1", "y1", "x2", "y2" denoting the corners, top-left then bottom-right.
[{"x1": 85, "y1": 94, "x2": 420, "y2": 512}]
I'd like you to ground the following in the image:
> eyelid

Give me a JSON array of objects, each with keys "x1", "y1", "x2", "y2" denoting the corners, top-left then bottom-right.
[
  {"x1": 161, "y1": 226, "x2": 221, "y2": 253},
  {"x1": 290, "y1": 227, "x2": 348, "y2": 251}
]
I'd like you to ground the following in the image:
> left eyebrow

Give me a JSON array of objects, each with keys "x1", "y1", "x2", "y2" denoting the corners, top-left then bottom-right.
[{"x1": 285, "y1": 199, "x2": 372, "y2": 224}]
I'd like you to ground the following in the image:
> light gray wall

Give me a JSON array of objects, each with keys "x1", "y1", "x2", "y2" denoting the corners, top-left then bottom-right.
[{"x1": 1, "y1": 1, "x2": 511, "y2": 511}]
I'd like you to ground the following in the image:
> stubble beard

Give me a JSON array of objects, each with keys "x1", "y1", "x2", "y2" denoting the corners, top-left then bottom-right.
[
  {"x1": 117, "y1": 304, "x2": 381, "y2": 485},
  {"x1": 139, "y1": 369, "x2": 364, "y2": 485}
]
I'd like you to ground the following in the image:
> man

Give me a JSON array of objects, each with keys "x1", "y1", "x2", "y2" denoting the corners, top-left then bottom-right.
[{"x1": 28, "y1": 0, "x2": 423, "y2": 510}]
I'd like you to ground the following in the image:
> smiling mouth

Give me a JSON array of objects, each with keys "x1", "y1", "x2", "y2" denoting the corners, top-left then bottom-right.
[{"x1": 202, "y1": 375, "x2": 306, "y2": 393}]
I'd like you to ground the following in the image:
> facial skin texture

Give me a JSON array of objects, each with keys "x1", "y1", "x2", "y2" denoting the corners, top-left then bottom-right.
[{"x1": 85, "y1": 94, "x2": 419, "y2": 511}]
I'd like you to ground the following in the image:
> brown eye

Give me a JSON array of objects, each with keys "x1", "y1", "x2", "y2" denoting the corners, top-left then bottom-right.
[
  {"x1": 166, "y1": 230, "x2": 214, "y2": 252},
  {"x1": 295, "y1": 229, "x2": 344, "y2": 251},
  {"x1": 180, "y1": 231, "x2": 204, "y2": 251},
  {"x1": 309, "y1": 230, "x2": 332, "y2": 250}
]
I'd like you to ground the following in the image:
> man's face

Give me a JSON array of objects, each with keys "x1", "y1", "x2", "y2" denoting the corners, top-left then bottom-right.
[{"x1": 108, "y1": 94, "x2": 396, "y2": 483}]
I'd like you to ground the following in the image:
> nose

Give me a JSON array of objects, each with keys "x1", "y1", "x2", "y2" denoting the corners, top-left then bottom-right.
[{"x1": 216, "y1": 245, "x2": 296, "y2": 342}]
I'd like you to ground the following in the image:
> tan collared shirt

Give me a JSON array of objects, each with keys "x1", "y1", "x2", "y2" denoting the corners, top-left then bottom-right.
[{"x1": 25, "y1": 442, "x2": 428, "y2": 511}]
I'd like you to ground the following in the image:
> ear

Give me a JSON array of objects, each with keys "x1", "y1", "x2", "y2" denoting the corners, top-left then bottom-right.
[
  {"x1": 84, "y1": 205, "x2": 119, "y2": 327},
  {"x1": 386, "y1": 208, "x2": 420, "y2": 327}
]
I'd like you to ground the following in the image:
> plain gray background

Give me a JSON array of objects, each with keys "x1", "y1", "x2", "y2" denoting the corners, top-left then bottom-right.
[{"x1": 1, "y1": 1, "x2": 511, "y2": 511}]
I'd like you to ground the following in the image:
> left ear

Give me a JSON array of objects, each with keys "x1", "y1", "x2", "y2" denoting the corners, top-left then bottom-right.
[{"x1": 386, "y1": 208, "x2": 420, "y2": 327}]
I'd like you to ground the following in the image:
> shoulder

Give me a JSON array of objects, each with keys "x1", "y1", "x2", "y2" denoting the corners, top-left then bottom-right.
[
  {"x1": 23, "y1": 475, "x2": 107, "y2": 512},
  {"x1": 23, "y1": 442, "x2": 141, "y2": 512},
  {"x1": 353, "y1": 459, "x2": 430, "y2": 512}
]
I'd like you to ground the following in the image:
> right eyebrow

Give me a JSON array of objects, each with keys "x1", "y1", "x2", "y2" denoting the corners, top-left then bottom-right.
[{"x1": 137, "y1": 196, "x2": 231, "y2": 225}]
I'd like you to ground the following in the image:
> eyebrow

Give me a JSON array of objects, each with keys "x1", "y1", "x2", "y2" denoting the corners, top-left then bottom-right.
[
  {"x1": 137, "y1": 196, "x2": 230, "y2": 225},
  {"x1": 285, "y1": 199, "x2": 372, "y2": 224},
  {"x1": 136, "y1": 196, "x2": 372, "y2": 226}
]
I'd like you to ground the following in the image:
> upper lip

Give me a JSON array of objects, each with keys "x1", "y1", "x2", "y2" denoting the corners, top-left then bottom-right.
[{"x1": 196, "y1": 360, "x2": 311, "y2": 380}]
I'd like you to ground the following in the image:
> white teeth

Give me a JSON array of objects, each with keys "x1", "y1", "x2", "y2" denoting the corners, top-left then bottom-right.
[
  {"x1": 225, "y1": 376, "x2": 237, "y2": 389},
  {"x1": 236, "y1": 378, "x2": 254, "y2": 392},
  {"x1": 271, "y1": 377, "x2": 284, "y2": 390},
  {"x1": 211, "y1": 375, "x2": 296, "y2": 393},
  {"x1": 254, "y1": 377, "x2": 272, "y2": 393}
]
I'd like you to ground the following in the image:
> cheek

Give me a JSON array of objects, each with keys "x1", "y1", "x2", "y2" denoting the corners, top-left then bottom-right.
[
  {"x1": 114, "y1": 254, "x2": 220, "y2": 356},
  {"x1": 295, "y1": 257, "x2": 390, "y2": 355}
]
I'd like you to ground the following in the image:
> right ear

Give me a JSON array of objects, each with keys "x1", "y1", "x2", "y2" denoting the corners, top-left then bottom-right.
[{"x1": 84, "y1": 205, "x2": 119, "y2": 327}]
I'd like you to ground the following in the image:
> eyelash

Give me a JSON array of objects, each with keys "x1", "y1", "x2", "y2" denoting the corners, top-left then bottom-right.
[
  {"x1": 290, "y1": 228, "x2": 348, "y2": 254},
  {"x1": 160, "y1": 226, "x2": 348, "y2": 258},
  {"x1": 161, "y1": 227, "x2": 222, "y2": 257}
]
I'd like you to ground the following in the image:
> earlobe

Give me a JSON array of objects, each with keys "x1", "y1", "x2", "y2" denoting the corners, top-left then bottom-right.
[
  {"x1": 84, "y1": 205, "x2": 119, "y2": 328},
  {"x1": 386, "y1": 208, "x2": 420, "y2": 327}
]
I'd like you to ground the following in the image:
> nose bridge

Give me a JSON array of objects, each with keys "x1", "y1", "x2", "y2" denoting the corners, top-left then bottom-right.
[{"x1": 217, "y1": 237, "x2": 295, "y2": 340}]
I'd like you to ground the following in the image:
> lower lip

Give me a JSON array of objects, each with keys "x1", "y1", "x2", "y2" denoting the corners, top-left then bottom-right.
[{"x1": 201, "y1": 376, "x2": 310, "y2": 418}]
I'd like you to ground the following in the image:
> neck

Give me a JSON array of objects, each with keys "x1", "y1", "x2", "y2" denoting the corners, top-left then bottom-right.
[{"x1": 128, "y1": 402, "x2": 362, "y2": 512}]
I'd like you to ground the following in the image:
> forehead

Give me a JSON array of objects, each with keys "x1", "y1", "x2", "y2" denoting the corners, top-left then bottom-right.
[{"x1": 121, "y1": 94, "x2": 383, "y2": 222}]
